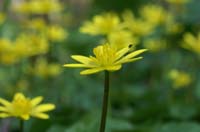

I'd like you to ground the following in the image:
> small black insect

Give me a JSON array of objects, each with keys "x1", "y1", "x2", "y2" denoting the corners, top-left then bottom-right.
[{"x1": 128, "y1": 44, "x2": 133, "y2": 48}]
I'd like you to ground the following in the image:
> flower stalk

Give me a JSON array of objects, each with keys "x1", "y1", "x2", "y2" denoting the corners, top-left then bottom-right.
[
  {"x1": 20, "y1": 119, "x2": 24, "y2": 132},
  {"x1": 99, "y1": 71, "x2": 110, "y2": 132}
]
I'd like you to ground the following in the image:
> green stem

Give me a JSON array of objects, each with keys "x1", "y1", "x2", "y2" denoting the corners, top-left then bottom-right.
[
  {"x1": 99, "y1": 71, "x2": 110, "y2": 132},
  {"x1": 20, "y1": 119, "x2": 24, "y2": 132}
]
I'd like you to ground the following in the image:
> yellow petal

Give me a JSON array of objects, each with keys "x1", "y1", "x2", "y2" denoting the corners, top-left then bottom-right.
[
  {"x1": 124, "y1": 49, "x2": 147, "y2": 60},
  {"x1": 21, "y1": 114, "x2": 30, "y2": 120},
  {"x1": 32, "y1": 113, "x2": 49, "y2": 119},
  {"x1": 105, "y1": 65, "x2": 122, "y2": 71},
  {"x1": 14, "y1": 93, "x2": 26, "y2": 100},
  {"x1": 80, "y1": 68, "x2": 104, "y2": 75},
  {"x1": 71, "y1": 55, "x2": 94, "y2": 66},
  {"x1": 115, "y1": 47, "x2": 129, "y2": 61},
  {"x1": 0, "y1": 113, "x2": 10, "y2": 118},
  {"x1": 117, "y1": 49, "x2": 147, "y2": 64},
  {"x1": 117, "y1": 57, "x2": 143, "y2": 64},
  {"x1": 63, "y1": 64, "x2": 90, "y2": 68},
  {"x1": 0, "y1": 98, "x2": 11, "y2": 107},
  {"x1": 30, "y1": 96, "x2": 43, "y2": 107},
  {"x1": 0, "y1": 106, "x2": 7, "y2": 112},
  {"x1": 33, "y1": 104, "x2": 55, "y2": 113}
]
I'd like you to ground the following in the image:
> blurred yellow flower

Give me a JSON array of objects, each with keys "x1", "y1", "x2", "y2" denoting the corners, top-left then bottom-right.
[
  {"x1": 0, "y1": 93, "x2": 55, "y2": 120},
  {"x1": 25, "y1": 18, "x2": 46, "y2": 31},
  {"x1": 12, "y1": 0, "x2": 63, "y2": 14},
  {"x1": 15, "y1": 34, "x2": 49, "y2": 56},
  {"x1": 108, "y1": 30, "x2": 139, "y2": 50},
  {"x1": 0, "y1": 12, "x2": 5, "y2": 25},
  {"x1": 0, "y1": 54, "x2": 19, "y2": 65},
  {"x1": 169, "y1": 70, "x2": 192, "y2": 89},
  {"x1": 80, "y1": 13, "x2": 122, "y2": 35},
  {"x1": 0, "y1": 38, "x2": 12, "y2": 52},
  {"x1": 182, "y1": 32, "x2": 200, "y2": 54},
  {"x1": 122, "y1": 10, "x2": 154, "y2": 36},
  {"x1": 0, "y1": 39, "x2": 19, "y2": 64},
  {"x1": 47, "y1": 25, "x2": 67, "y2": 41},
  {"x1": 140, "y1": 5, "x2": 168, "y2": 25},
  {"x1": 0, "y1": 34, "x2": 49, "y2": 65},
  {"x1": 143, "y1": 39, "x2": 167, "y2": 52},
  {"x1": 64, "y1": 44, "x2": 147, "y2": 75},
  {"x1": 30, "y1": 58, "x2": 62, "y2": 78}
]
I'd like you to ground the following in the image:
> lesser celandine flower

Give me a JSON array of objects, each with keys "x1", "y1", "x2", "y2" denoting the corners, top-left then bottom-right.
[
  {"x1": 122, "y1": 10, "x2": 154, "y2": 36},
  {"x1": 182, "y1": 32, "x2": 200, "y2": 54},
  {"x1": 0, "y1": 12, "x2": 5, "y2": 25},
  {"x1": 169, "y1": 69, "x2": 192, "y2": 89},
  {"x1": 29, "y1": 58, "x2": 62, "y2": 78},
  {"x1": 108, "y1": 30, "x2": 139, "y2": 50},
  {"x1": 64, "y1": 44, "x2": 147, "y2": 75},
  {"x1": 64, "y1": 43, "x2": 147, "y2": 132},
  {"x1": 25, "y1": 18, "x2": 46, "y2": 31},
  {"x1": 80, "y1": 13, "x2": 122, "y2": 35},
  {"x1": 143, "y1": 38, "x2": 167, "y2": 52},
  {"x1": 47, "y1": 25, "x2": 68, "y2": 41},
  {"x1": 12, "y1": 0, "x2": 63, "y2": 14},
  {"x1": 0, "y1": 93, "x2": 55, "y2": 120},
  {"x1": 140, "y1": 5, "x2": 168, "y2": 25}
]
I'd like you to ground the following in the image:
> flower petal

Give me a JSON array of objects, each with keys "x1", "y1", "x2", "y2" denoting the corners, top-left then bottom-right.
[
  {"x1": 0, "y1": 98, "x2": 11, "y2": 107},
  {"x1": 0, "y1": 106, "x2": 7, "y2": 112},
  {"x1": 123, "y1": 49, "x2": 147, "y2": 60},
  {"x1": 32, "y1": 113, "x2": 49, "y2": 119},
  {"x1": 71, "y1": 55, "x2": 94, "y2": 65},
  {"x1": 0, "y1": 113, "x2": 11, "y2": 118},
  {"x1": 105, "y1": 65, "x2": 122, "y2": 71},
  {"x1": 21, "y1": 114, "x2": 30, "y2": 120},
  {"x1": 117, "y1": 57, "x2": 143, "y2": 64},
  {"x1": 115, "y1": 47, "x2": 129, "y2": 61},
  {"x1": 33, "y1": 104, "x2": 55, "y2": 113},
  {"x1": 116, "y1": 49, "x2": 147, "y2": 64},
  {"x1": 30, "y1": 96, "x2": 43, "y2": 107},
  {"x1": 63, "y1": 64, "x2": 89, "y2": 68},
  {"x1": 80, "y1": 68, "x2": 104, "y2": 75},
  {"x1": 14, "y1": 93, "x2": 26, "y2": 100}
]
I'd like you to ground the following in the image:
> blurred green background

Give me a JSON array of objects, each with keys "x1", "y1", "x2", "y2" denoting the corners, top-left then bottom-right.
[{"x1": 0, "y1": 0, "x2": 200, "y2": 131}]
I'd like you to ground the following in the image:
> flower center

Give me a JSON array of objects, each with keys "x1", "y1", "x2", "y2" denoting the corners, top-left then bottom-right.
[
  {"x1": 93, "y1": 44, "x2": 117, "y2": 66},
  {"x1": 12, "y1": 96, "x2": 32, "y2": 116}
]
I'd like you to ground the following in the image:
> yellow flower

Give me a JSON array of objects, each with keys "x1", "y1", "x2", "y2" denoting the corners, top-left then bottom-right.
[
  {"x1": 143, "y1": 39, "x2": 167, "y2": 52},
  {"x1": 0, "y1": 54, "x2": 19, "y2": 65},
  {"x1": 165, "y1": 18, "x2": 183, "y2": 34},
  {"x1": 0, "y1": 38, "x2": 13, "y2": 52},
  {"x1": 108, "y1": 30, "x2": 139, "y2": 50},
  {"x1": 0, "y1": 38, "x2": 19, "y2": 64},
  {"x1": 25, "y1": 18, "x2": 46, "y2": 31},
  {"x1": 12, "y1": 0, "x2": 62, "y2": 14},
  {"x1": 29, "y1": 58, "x2": 62, "y2": 78},
  {"x1": 0, "y1": 12, "x2": 5, "y2": 25},
  {"x1": 122, "y1": 10, "x2": 154, "y2": 36},
  {"x1": 182, "y1": 32, "x2": 200, "y2": 54},
  {"x1": 14, "y1": 34, "x2": 49, "y2": 56},
  {"x1": 47, "y1": 25, "x2": 67, "y2": 41},
  {"x1": 140, "y1": 5, "x2": 168, "y2": 25},
  {"x1": 64, "y1": 44, "x2": 147, "y2": 75},
  {"x1": 169, "y1": 70, "x2": 192, "y2": 89},
  {"x1": 80, "y1": 13, "x2": 122, "y2": 35},
  {"x1": 0, "y1": 93, "x2": 55, "y2": 120}
]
